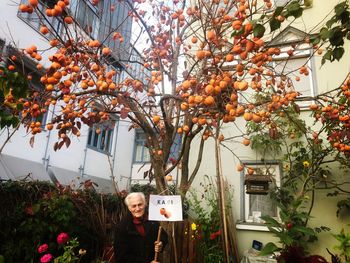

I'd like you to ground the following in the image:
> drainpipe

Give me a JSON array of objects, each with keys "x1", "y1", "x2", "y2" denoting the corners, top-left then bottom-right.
[
  {"x1": 42, "y1": 104, "x2": 55, "y2": 170},
  {"x1": 111, "y1": 118, "x2": 120, "y2": 179},
  {"x1": 80, "y1": 146, "x2": 88, "y2": 179},
  {"x1": 128, "y1": 125, "x2": 136, "y2": 190}
]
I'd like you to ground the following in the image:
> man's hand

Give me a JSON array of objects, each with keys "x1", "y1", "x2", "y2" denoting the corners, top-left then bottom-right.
[{"x1": 154, "y1": 241, "x2": 163, "y2": 253}]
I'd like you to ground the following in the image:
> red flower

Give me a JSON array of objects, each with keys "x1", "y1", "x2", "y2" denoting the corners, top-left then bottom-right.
[
  {"x1": 209, "y1": 230, "x2": 221, "y2": 240},
  {"x1": 38, "y1": 244, "x2": 48, "y2": 253},
  {"x1": 56, "y1": 232, "x2": 69, "y2": 245},
  {"x1": 40, "y1": 253, "x2": 53, "y2": 263},
  {"x1": 25, "y1": 206, "x2": 34, "y2": 215}
]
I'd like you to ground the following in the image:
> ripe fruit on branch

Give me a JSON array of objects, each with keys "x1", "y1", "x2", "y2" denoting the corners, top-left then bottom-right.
[
  {"x1": 165, "y1": 175, "x2": 173, "y2": 181},
  {"x1": 206, "y1": 30, "x2": 216, "y2": 41},
  {"x1": 102, "y1": 47, "x2": 111, "y2": 56},
  {"x1": 64, "y1": 16, "x2": 73, "y2": 24},
  {"x1": 152, "y1": 115, "x2": 161, "y2": 123},
  {"x1": 237, "y1": 163, "x2": 244, "y2": 172},
  {"x1": 29, "y1": 0, "x2": 38, "y2": 7},
  {"x1": 40, "y1": 26, "x2": 49, "y2": 35},
  {"x1": 242, "y1": 138, "x2": 250, "y2": 146}
]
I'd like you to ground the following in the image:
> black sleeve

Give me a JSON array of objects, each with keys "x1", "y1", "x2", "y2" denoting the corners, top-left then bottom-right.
[{"x1": 160, "y1": 226, "x2": 168, "y2": 250}]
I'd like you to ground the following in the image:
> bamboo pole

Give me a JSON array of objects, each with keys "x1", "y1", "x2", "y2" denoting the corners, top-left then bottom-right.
[{"x1": 214, "y1": 121, "x2": 230, "y2": 263}]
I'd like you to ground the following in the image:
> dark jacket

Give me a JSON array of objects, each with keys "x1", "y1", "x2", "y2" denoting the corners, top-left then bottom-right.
[{"x1": 114, "y1": 212, "x2": 168, "y2": 263}]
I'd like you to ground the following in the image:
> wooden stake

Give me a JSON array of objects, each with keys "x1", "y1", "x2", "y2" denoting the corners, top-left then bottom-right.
[
  {"x1": 215, "y1": 121, "x2": 230, "y2": 263},
  {"x1": 151, "y1": 226, "x2": 162, "y2": 263}
]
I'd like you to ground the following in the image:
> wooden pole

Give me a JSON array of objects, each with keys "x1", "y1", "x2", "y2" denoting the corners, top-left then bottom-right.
[
  {"x1": 172, "y1": 222, "x2": 178, "y2": 263},
  {"x1": 215, "y1": 121, "x2": 230, "y2": 263},
  {"x1": 151, "y1": 226, "x2": 162, "y2": 263}
]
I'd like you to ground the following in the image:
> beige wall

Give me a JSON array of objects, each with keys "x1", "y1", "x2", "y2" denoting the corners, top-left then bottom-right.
[{"x1": 187, "y1": 0, "x2": 350, "y2": 260}]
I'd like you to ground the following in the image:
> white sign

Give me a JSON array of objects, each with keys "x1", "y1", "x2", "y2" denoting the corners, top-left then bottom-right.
[{"x1": 148, "y1": 195, "x2": 183, "y2": 222}]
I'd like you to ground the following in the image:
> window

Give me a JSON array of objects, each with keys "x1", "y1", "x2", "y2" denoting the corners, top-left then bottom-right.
[
  {"x1": 274, "y1": 0, "x2": 304, "y2": 7},
  {"x1": 241, "y1": 162, "x2": 281, "y2": 223},
  {"x1": 133, "y1": 130, "x2": 182, "y2": 163},
  {"x1": 87, "y1": 120, "x2": 115, "y2": 154},
  {"x1": 17, "y1": 0, "x2": 64, "y2": 39},
  {"x1": 273, "y1": 45, "x2": 316, "y2": 108},
  {"x1": 70, "y1": 0, "x2": 103, "y2": 39},
  {"x1": 134, "y1": 129, "x2": 150, "y2": 162}
]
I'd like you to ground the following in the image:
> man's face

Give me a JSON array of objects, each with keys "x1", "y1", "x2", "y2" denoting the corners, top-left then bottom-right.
[{"x1": 128, "y1": 195, "x2": 146, "y2": 218}]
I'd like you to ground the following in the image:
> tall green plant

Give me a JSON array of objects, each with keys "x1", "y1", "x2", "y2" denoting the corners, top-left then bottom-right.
[
  {"x1": 333, "y1": 229, "x2": 350, "y2": 262},
  {"x1": 187, "y1": 176, "x2": 230, "y2": 263}
]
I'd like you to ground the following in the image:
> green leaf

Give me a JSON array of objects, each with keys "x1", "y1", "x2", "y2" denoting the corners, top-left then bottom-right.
[
  {"x1": 333, "y1": 47, "x2": 345, "y2": 61},
  {"x1": 320, "y1": 27, "x2": 330, "y2": 40},
  {"x1": 335, "y1": 2, "x2": 347, "y2": 16},
  {"x1": 340, "y1": 10, "x2": 350, "y2": 24},
  {"x1": 329, "y1": 27, "x2": 345, "y2": 46},
  {"x1": 286, "y1": 1, "x2": 303, "y2": 18},
  {"x1": 11, "y1": 117, "x2": 20, "y2": 128},
  {"x1": 292, "y1": 9, "x2": 303, "y2": 18},
  {"x1": 278, "y1": 232, "x2": 294, "y2": 246},
  {"x1": 253, "y1": 24, "x2": 266, "y2": 38},
  {"x1": 292, "y1": 225, "x2": 315, "y2": 236},
  {"x1": 310, "y1": 35, "x2": 320, "y2": 45},
  {"x1": 270, "y1": 18, "x2": 281, "y2": 32},
  {"x1": 287, "y1": 1, "x2": 301, "y2": 13},
  {"x1": 260, "y1": 242, "x2": 280, "y2": 256},
  {"x1": 261, "y1": 215, "x2": 281, "y2": 227},
  {"x1": 326, "y1": 17, "x2": 337, "y2": 28},
  {"x1": 274, "y1": 6, "x2": 284, "y2": 17},
  {"x1": 323, "y1": 50, "x2": 332, "y2": 62},
  {"x1": 279, "y1": 210, "x2": 288, "y2": 222}
]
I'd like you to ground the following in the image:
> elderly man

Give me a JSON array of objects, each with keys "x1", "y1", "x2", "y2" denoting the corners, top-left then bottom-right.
[{"x1": 114, "y1": 192, "x2": 168, "y2": 263}]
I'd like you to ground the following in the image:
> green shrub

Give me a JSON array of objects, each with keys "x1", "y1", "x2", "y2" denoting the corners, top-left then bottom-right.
[{"x1": 0, "y1": 180, "x2": 127, "y2": 263}]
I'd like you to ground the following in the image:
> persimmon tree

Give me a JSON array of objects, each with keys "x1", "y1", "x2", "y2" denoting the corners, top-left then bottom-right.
[
  {"x1": 10, "y1": 0, "x2": 316, "y2": 195},
  {"x1": 3, "y1": 0, "x2": 350, "y2": 260}
]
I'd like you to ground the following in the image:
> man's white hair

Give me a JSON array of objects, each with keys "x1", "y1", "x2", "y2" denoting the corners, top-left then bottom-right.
[{"x1": 124, "y1": 192, "x2": 146, "y2": 207}]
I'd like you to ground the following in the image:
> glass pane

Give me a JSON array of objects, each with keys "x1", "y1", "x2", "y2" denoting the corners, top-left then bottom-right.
[
  {"x1": 93, "y1": 129, "x2": 99, "y2": 147},
  {"x1": 87, "y1": 129, "x2": 93, "y2": 145},
  {"x1": 92, "y1": 16, "x2": 100, "y2": 39},
  {"x1": 105, "y1": 129, "x2": 113, "y2": 152},
  {"x1": 169, "y1": 134, "x2": 182, "y2": 161},
  {"x1": 99, "y1": 129, "x2": 106, "y2": 150},
  {"x1": 249, "y1": 194, "x2": 277, "y2": 218},
  {"x1": 275, "y1": 57, "x2": 312, "y2": 97},
  {"x1": 76, "y1": 1, "x2": 95, "y2": 35},
  {"x1": 143, "y1": 147, "x2": 150, "y2": 162},
  {"x1": 275, "y1": 0, "x2": 289, "y2": 6},
  {"x1": 69, "y1": 0, "x2": 79, "y2": 14},
  {"x1": 135, "y1": 144, "x2": 143, "y2": 162}
]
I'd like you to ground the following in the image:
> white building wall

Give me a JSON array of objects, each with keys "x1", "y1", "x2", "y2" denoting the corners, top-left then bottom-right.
[{"x1": 0, "y1": 0, "x2": 136, "y2": 192}]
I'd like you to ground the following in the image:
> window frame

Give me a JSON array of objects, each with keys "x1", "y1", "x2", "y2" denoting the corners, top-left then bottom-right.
[
  {"x1": 274, "y1": 0, "x2": 304, "y2": 7},
  {"x1": 87, "y1": 119, "x2": 115, "y2": 155},
  {"x1": 132, "y1": 129, "x2": 182, "y2": 163},
  {"x1": 271, "y1": 45, "x2": 317, "y2": 108},
  {"x1": 17, "y1": 0, "x2": 65, "y2": 39},
  {"x1": 240, "y1": 161, "x2": 282, "y2": 224},
  {"x1": 133, "y1": 129, "x2": 151, "y2": 163},
  {"x1": 70, "y1": 0, "x2": 103, "y2": 39}
]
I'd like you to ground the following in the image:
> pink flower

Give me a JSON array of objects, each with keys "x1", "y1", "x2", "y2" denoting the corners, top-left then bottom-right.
[
  {"x1": 56, "y1": 232, "x2": 69, "y2": 245},
  {"x1": 40, "y1": 253, "x2": 53, "y2": 263},
  {"x1": 37, "y1": 244, "x2": 48, "y2": 253}
]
